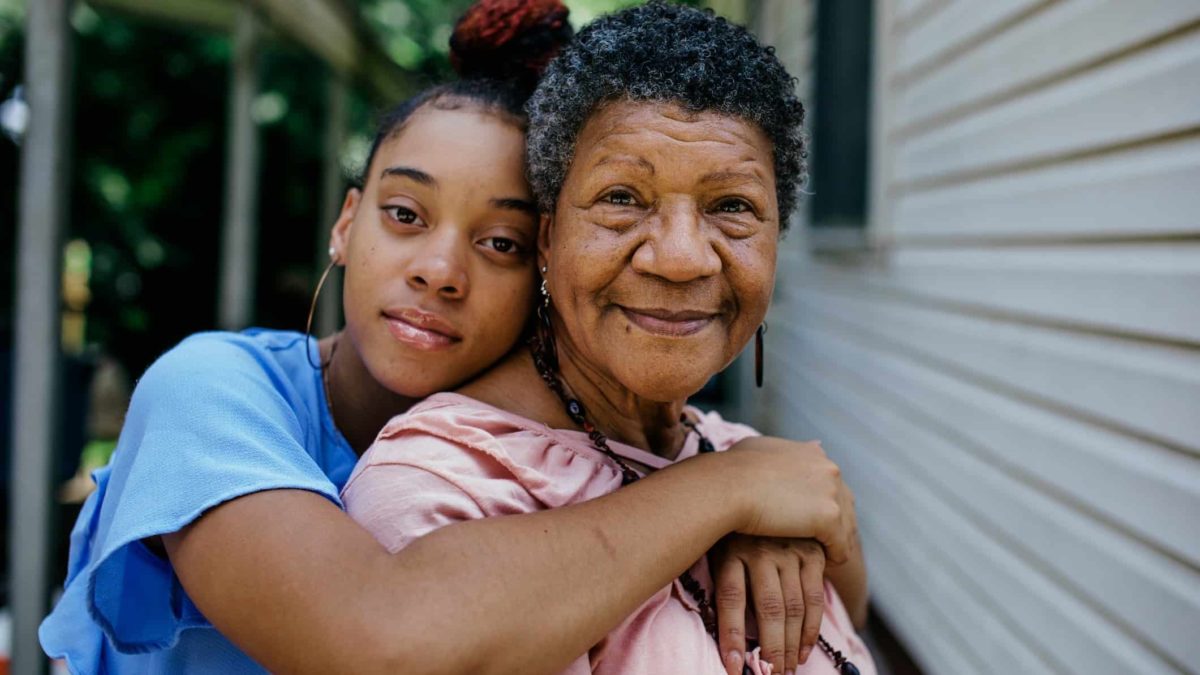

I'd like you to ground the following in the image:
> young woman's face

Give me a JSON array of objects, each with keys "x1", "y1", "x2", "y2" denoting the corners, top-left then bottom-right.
[{"x1": 332, "y1": 105, "x2": 538, "y2": 397}]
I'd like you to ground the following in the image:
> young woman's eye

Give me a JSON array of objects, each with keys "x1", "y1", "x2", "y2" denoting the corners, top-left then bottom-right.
[
  {"x1": 481, "y1": 237, "x2": 522, "y2": 254},
  {"x1": 602, "y1": 190, "x2": 636, "y2": 206},
  {"x1": 383, "y1": 205, "x2": 420, "y2": 225}
]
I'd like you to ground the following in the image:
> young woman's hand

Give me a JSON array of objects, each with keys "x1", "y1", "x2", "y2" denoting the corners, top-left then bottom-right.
[
  {"x1": 711, "y1": 535, "x2": 827, "y2": 675},
  {"x1": 721, "y1": 436, "x2": 857, "y2": 564}
]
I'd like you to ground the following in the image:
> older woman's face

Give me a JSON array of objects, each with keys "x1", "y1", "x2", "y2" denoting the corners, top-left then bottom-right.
[{"x1": 541, "y1": 100, "x2": 779, "y2": 402}]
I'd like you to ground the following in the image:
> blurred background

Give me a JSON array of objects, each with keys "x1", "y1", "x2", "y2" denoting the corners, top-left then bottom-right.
[{"x1": 2, "y1": 0, "x2": 1198, "y2": 673}]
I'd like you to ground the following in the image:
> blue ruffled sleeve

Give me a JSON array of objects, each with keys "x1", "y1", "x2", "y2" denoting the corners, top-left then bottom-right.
[{"x1": 40, "y1": 332, "x2": 349, "y2": 671}]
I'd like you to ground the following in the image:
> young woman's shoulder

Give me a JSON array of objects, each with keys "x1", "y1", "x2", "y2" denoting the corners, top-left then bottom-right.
[
  {"x1": 144, "y1": 328, "x2": 311, "y2": 390},
  {"x1": 132, "y1": 328, "x2": 342, "y2": 442},
  {"x1": 40, "y1": 329, "x2": 355, "y2": 671}
]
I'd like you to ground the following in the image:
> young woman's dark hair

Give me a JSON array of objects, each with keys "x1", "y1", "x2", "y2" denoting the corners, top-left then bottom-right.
[{"x1": 357, "y1": 0, "x2": 573, "y2": 187}]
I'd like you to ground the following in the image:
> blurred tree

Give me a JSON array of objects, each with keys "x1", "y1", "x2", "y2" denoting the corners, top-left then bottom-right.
[
  {"x1": 362, "y1": 0, "x2": 470, "y2": 80},
  {"x1": 65, "y1": 6, "x2": 231, "y2": 374},
  {"x1": 0, "y1": 0, "x2": 23, "y2": 351}
]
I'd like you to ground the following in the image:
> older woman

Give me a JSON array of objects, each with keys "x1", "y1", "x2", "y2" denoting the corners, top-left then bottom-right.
[{"x1": 343, "y1": 4, "x2": 874, "y2": 675}]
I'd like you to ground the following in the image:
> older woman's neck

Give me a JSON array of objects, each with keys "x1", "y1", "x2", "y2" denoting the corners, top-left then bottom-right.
[
  {"x1": 463, "y1": 348, "x2": 691, "y2": 459},
  {"x1": 554, "y1": 344, "x2": 691, "y2": 459}
]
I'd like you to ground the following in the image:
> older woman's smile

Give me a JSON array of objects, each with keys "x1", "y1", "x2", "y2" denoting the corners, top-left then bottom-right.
[{"x1": 618, "y1": 306, "x2": 719, "y2": 337}]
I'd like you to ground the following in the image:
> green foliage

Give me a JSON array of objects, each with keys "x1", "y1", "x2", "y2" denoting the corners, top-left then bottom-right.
[
  {"x1": 565, "y1": 0, "x2": 649, "y2": 28},
  {"x1": 565, "y1": 0, "x2": 703, "y2": 28},
  {"x1": 0, "y1": 0, "x2": 22, "y2": 36},
  {"x1": 66, "y1": 13, "x2": 231, "y2": 371},
  {"x1": 1, "y1": 6, "x2": 338, "y2": 371},
  {"x1": 361, "y1": 0, "x2": 473, "y2": 79}
]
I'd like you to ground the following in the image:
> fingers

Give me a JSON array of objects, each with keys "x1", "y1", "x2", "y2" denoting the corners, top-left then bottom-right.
[
  {"x1": 835, "y1": 483, "x2": 857, "y2": 566},
  {"x1": 715, "y1": 554, "x2": 748, "y2": 675},
  {"x1": 750, "y1": 556, "x2": 787, "y2": 673},
  {"x1": 842, "y1": 484, "x2": 859, "y2": 559},
  {"x1": 796, "y1": 543, "x2": 826, "y2": 664},
  {"x1": 778, "y1": 553, "x2": 805, "y2": 674},
  {"x1": 818, "y1": 515, "x2": 850, "y2": 566},
  {"x1": 819, "y1": 480, "x2": 853, "y2": 565}
]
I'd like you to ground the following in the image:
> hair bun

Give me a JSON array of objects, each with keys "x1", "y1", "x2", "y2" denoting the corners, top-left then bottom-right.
[{"x1": 449, "y1": 0, "x2": 573, "y2": 90}]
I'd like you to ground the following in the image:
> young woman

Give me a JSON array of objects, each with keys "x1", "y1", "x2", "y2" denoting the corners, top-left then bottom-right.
[{"x1": 41, "y1": 2, "x2": 862, "y2": 673}]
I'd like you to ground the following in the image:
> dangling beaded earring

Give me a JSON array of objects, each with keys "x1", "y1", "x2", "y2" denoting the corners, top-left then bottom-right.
[
  {"x1": 305, "y1": 246, "x2": 339, "y2": 369},
  {"x1": 534, "y1": 265, "x2": 559, "y2": 371},
  {"x1": 754, "y1": 322, "x2": 767, "y2": 388}
]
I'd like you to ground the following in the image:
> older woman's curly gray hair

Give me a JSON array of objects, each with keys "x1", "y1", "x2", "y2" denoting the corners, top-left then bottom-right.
[{"x1": 525, "y1": 1, "x2": 806, "y2": 225}]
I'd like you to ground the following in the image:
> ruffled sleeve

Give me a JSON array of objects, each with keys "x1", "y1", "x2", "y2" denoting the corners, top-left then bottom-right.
[{"x1": 40, "y1": 334, "x2": 341, "y2": 668}]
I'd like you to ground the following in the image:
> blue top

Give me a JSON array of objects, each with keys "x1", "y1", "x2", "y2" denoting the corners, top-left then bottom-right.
[{"x1": 40, "y1": 329, "x2": 358, "y2": 673}]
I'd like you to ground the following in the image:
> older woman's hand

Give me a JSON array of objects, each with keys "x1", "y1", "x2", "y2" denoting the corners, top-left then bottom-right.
[
  {"x1": 712, "y1": 535, "x2": 826, "y2": 675},
  {"x1": 722, "y1": 436, "x2": 857, "y2": 563}
]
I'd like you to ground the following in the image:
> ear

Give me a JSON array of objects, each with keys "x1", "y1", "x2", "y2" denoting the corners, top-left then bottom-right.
[
  {"x1": 329, "y1": 188, "x2": 361, "y2": 264},
  {"x1": 536, "y1": 212, "x2": 553, "y2": 272}
]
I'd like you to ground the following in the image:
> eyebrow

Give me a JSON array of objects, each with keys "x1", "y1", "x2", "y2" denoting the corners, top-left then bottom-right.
[
  {"x1": 593, "y1": 155, "x2": 655, "y2": 174},
  {"x1": 700, "y1": 170, "x2": 767, "y2": 186},
  {"x1": 491, "y1": 197, "x2": 538, "y2": 216},
  {"x1": 380, "y1": 166, "x2": 436, "y2": 186}
]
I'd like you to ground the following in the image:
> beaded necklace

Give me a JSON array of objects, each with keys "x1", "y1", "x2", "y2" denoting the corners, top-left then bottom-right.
[{"x1": 528, "y1": 334, "x2": 860, "y2": 675}]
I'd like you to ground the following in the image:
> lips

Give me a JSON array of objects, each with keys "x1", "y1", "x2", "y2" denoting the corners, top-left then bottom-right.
[
  {"x1": 619, "y1": 306, "x2": 718, "y2": 337},
  {"x1": 382, "y1": 308, "x2": 463, "y2": 351}
]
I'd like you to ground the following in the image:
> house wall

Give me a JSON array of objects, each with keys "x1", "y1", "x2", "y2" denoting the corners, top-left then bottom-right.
[{"x1": 738, "y1": 2, "x2": 1200, "y2": 673}]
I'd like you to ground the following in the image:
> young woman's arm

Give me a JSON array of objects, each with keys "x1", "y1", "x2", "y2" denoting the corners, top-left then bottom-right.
[
  {"x1": 166, "y1": 441, "x2": 851, "y2": 675},
  {"x1": 827, "y1": 527, "x2": 869, "y2": 628}
]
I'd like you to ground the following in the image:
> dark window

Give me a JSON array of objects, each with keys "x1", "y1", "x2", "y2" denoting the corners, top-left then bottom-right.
[{"x1": 810, "y1": 0, "x2": 872, "y2": 230}]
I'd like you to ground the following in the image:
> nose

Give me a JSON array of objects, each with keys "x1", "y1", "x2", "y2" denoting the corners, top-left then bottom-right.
[
  {"x1": 406, "y1": 227, "x2": 469, "y2": 300},
  {"x1": 631, "y1": 199, "x2": 722, "y2": 283}
]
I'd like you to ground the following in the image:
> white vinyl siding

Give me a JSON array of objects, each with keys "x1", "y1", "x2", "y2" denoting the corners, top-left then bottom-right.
[{"x1": 740, "y1": 2, "x2": 1200, "y2": 674}]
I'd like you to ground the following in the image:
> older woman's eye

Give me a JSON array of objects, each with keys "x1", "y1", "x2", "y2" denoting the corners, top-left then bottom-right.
[
  {"x1": 602, "y1": 190, "x2": 637, "y2": 206},
  {"x1": 715, "y1": 198, "x2": 753, "y2": 214},
  {"x1": 383, "y1": 205, "x2": 420, "y2": 225}
]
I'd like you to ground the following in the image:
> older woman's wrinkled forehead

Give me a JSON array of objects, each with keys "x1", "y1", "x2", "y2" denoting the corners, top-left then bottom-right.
[
  {"x1": 584, "y1": 100, "x2": 771, "y2": 150},
  {"x1": 571, "y1": 100, "x2": 776, "y2": 186}
]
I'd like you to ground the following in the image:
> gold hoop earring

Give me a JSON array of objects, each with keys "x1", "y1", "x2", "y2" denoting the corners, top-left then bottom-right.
[{"x1": 305, "y1": 258, "x2": 338, "y2": 369}]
